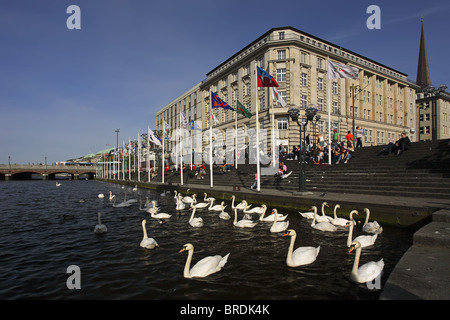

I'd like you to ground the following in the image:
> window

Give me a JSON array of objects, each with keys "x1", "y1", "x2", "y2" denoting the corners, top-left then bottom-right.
[
  {"x1": 317, "y1": 58, "x2": 323, "y2": 69},
  {"x1": 318, "y1": 77, "x2": 323, "y2": 91},
  {"x1": 278, "y1": 118, "x2": 288, "y2": 130},
  {"x1": 317, "y1": 98, "x2": 323, "y2": 111},
  {"x1": 277, "y1": 50, "x2": 286, "y2": 60},
  {"x1": 278, "y1": 91, "x2": 287, "y2": 107},
  {"x1": 301, "y1": 73, "x2": 307, "y2": 86},
  {"x1": 317, "y1": 121, "x2": 324, "y2": 133},
  {"x1": 276, "y1": 68, "x2": 286, "y2": 82},
  {"x1": 301, "y1": 52, "x2": 308, "y2": 64},
  {"x1": 278, "y1": 32, "x2": 285, "y2": 40},
  {"x1": 332, "y1": 102, "x2": 338, "y2": 114},
  {"x1": 302, "y1": 95, "x2": 308, "y2": 108},
  {"x1": 332, "y1": 82, "x2": 337, "y2": 94}
]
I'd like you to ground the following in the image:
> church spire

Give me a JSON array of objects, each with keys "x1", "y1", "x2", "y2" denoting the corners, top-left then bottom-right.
[{"x1": 416, "y1": 17, "x2": 432, "y2": 89}]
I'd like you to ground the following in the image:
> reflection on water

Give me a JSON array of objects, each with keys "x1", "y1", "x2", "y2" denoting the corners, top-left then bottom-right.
[{"x1": 0, "y1": 180, "x2": 412, "y2": 299}]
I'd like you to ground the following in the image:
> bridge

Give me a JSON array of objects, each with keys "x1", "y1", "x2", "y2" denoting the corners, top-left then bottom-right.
[{"x1": 0, "y1": 164, "x2": 98, "y2": 180}]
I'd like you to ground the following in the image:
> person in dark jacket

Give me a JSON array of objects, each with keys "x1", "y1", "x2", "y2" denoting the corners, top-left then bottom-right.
[{"x1": 386, "y1": 132, "x2": 411, "y2": 156}]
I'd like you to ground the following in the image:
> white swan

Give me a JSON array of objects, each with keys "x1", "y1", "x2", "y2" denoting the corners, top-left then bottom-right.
[
  {"x1": 175, "y1": 194, "x2": 186, "y2": 211},
  {"x1": 218, "y1": 202, "x2": 230, "y2": 220},
  {"x1": 112, "y1": 197, "x2": 131, "y2": 207},
  {"x1": 188, "y1": 206, "x2": 203, "y2": 227},
  {"x1": 140, "y1": 219, "x2": 159, "y2": 249},
  {"x1": 179, "y1": 243, "x2": 230, "y2": 278},
  {"x1": 310, "y1": 206, "x2": 337, "y2": 232},
  {"x1": 233, "y1": 208, "x2": 257, "y2": 228},
  {"x1": 270, "y1": 209, "x2": 289, "y2": 233},
  {"x1": 132, "y1": 185, "x2": 138, "y2": 192},
  {"x1": 283, "y1": 229, "x2": 320, "y2": 267},
  {"x1": 146, "y1": 200, "x2": 160, "y2": 214},
  {"x1": 173, "y1": 190, "x2": 178, "y2": 199},
  {"x1": 260, "y1": 208, "x2": 287, "y2": 222},
  {"x1": 362, "y1": 208, "x2": 383, "y2": 234},
  {"x1": 123, "y1": 193, "x2": 138, "y2": 205},
  {"x1": 208, "y1": 199, "x2": 226, "y2": 212},
  {"x1": 98, "y1": 193, "x2": 105, "y2": 199},
  {"x1": 231, "y1": 195, "x2": 249, "y2": 210},
  {"x1": 108, "y1": 191, "x2": 116, "y2": 201},
  {"x1": 242, "y1": 200, "x2": 265, "y2": 214},
  {"x1": 56, "y1": 182, "x2": 61, "y2": 187},
  {"x1": 94, "y1": 212, "x2": 107, "y2": 234},
  {"x1": 317, "y1": 202, "x2": 333, "y2": 222},
  {"x1": 346, "y1": 210, "x2": 377, "y2": 248},
  {"x1": 149, "y1": 203, "x2": 172, "y2": 220},
  {"x1": 190, "y1": 195, "x2": 209, "y2": 209},
  {"x1": 204, "y1": 192, "x2": 216, "y2": 203},
  {"x1": 329, "y1": 204, "x2": 353, "y2": 227},
  {"x1": 182, "y1": 193, "x2": 196, "y2": 204},
  {"x1": 349, "y1": 241, "x2": 384, "y2": 284},
  {"x1": 298, "y1": 209, "x2": 315, "y2": 219}
]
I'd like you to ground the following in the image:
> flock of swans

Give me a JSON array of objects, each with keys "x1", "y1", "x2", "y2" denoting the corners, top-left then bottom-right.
[{"x1": 95, "y1": 186, "x2": 385, "y2": 284}]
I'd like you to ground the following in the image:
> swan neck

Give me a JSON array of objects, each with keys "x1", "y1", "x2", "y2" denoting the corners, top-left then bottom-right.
[
  {"x1": 347, "y1": 219, "x2": 354, "y2": 247},
  {"x1": 311, "y1": 207, "x2": 317, "y2": 226},
  {"x1": 286, "y1": 234, "x2": 296, "y2": 265},
  {"x1": 189, "y1": 208, "x2": 197, "y2": 222},
  {"x1": 363, "y1": 209, "x2": 370, "y2": 226},
  {"x1": 142, "y1": 221, "x2": 148, "y2": 239},
  {"x1": 351, "y1": 246, "x2": 362, "y2": 279},
  {"x1": 233, "y1": 208, "x2": 238, "y2": 224},
  {"x1": 333, "y1": 206, "x2": 338, "y2": 219},
  {"x1": 184, "y1": 248, "x2": 194, "y2": 278},
  {"x1": 97, "y1": 212, "x2": 102, "y2": 225}
]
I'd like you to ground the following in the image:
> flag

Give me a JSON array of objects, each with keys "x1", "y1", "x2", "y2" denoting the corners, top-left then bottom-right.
[
  {"x1": 148, "y1": 127, "x2": 162, "y2": 146},
  {"x1": 163, "y1": 120, "x2": 170, "y2": 138},
  {"x1": 190, "y1": 120, "x2": 202, "y2": 131},
  {"x1": 180, "y1": 112, "x2": 188, "y2": 127},
  {"x1": 327, "y1": 60, "x2": 359, "y2": 80},
  {"x1": 211, "y1": 113, "x2": 219, "y2": 124},
  {"x1": 211, "y1": 91, "x2": 234, "y2": 110},
  {"x1": 236, "y1": 100, "x2": 252, "y2": 118},
  {"x1": 257, "y1": 66, "x2": 279, "y2": 87},
  {"x1": 271, "y1": 87, "x2": 287, "y2": 108}
]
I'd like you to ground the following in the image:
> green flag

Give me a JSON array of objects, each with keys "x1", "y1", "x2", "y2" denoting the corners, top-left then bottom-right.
[{"x1": 236, "y1": 101, "x2": 252, "y2": 118}]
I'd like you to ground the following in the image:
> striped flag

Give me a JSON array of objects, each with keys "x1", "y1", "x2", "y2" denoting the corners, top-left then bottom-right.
[{"x1": 327, "y1": 60, "x2": 359, "y2": 80}]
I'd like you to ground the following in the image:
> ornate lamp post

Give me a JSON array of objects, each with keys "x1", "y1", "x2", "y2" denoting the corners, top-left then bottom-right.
[{"x1": 288, "y1": 107, "x2": 318, "y2": 194}]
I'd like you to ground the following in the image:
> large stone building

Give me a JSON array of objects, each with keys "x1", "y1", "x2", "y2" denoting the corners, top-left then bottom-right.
[{"x1": 156, "y1": 26, "x2": 419, "y2": 162}]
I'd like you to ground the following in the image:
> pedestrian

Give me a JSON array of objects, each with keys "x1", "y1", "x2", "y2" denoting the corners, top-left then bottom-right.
[
  {"x1": 332, "y1": 129, "x2": 339, "y2": 143},
  {"x1": 345, "y1": 131, "x2": 354, "y2": 147},
  {"x1": 355, "y1": 126, "x2": 364, "y2": 148},
  {"x1": 251, "y1": 172, "x2": 258, "y2": 190}
]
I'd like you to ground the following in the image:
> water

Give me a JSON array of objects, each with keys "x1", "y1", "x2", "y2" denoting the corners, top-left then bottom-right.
[{"x1": 0, "y1": 180, "x2": 413, "y2": 300}]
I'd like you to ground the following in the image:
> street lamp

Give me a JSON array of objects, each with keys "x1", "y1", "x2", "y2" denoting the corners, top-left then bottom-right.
[{"x1": 288, "y1": 106, "x2": 318, "y2": 194}]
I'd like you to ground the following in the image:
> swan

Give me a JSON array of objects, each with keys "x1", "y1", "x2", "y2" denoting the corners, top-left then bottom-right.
[
  {"x1": 182, "y1": 193, "x2": 196, "y2": 204},
  {"x1": 179, "y1": 243, "x2": 230, "y2": 278},
  {"x1": 218, "y1": 202, "x2": 230, "y2": 220},
  {"x1": 317, "y1": 202, "x2": 333, "y2": 222},
  {"x1": 270, "y1": 209, "x2": 289, "y2": 233},
  {"x1": 132, "y1": 185, "x2": 138, "y2": 192},
  {"x1": 190, "y1": 195, "x2": 209, "y2": 209},
  {"x1": 56, "y1": 182, "x2": 61, "y2": 187},
  {"x1": 260, "y1": 208, "x2": 287, "y2": 222},
  {"x1": 149, "y1": 204, "x2": 172, "y2": 220},
  {"x1": 346, "y1": 210, "x2": 377, "y2": 248},
  {"x1": 139, "y1": 198, "x2": 151, "y2": 211},
  {"x1": 108, "y1": 191, "x2": 116, "y2": 201},
  {"x1": 146, "y1": 200, "x2": 160, "y2": 214},
  {"x1": 283, "y1": 229, "x2": 320, "y2": 267},
  {"x1": 175, "y1": 194, "x2": 186, "y2": 211},
  {"x1": 362, "y1": 208, "x2": 383, "y2": 234},
  {"x1": 140, "y1": 219, "x2": 159, "y2": 249},
  {"x1": 94, "y1": 212, "x2": 107, "y2": 234},
  {"x1": 188, "y1": 207, "x2": 203, "y2": 227},
  {"x1": 123, "y1": 193, "x2": 138, "y2": 205},
  {"x1": 310, "y1": 206, "x2": 337, "y2": 232},
  {"x1": 349, "y1": 241, "x2": 384, "y2": 284},
  {"x1": 298, "y1": 209, "x2": 315, "y2": 219},
  {"x1": 230, "y1": 195, "x2": 249, "y2": 210},
  {"x1": 98, "y1": 193, "x2": 105, "y2": 199},
  {"x1": 242, "y1": 200, "x2": 265, "y2": 219},
  {"x1": 173, "y1": 190, "x2": 179, "y2": 199},
  {"x1": 204, "y1": 192, "x2": 216, "y2": 203},
  {"x1": 112, "y1": 197, "x2": 131, "y2": 208},
  {"x1": 233, "y1": 208, "x2": 257, "y2": 228},
  {"x1": 329, "y1": 204, "x2": 353, "y2": 227},
  {"x1": 208, "y1": 199, "x2": 226, "y2": 211}
]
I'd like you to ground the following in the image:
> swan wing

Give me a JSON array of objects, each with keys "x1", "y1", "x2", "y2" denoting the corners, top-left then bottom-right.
[
  {"x1": 298, "y1": 211, "x2": 314, "y2": 219},
  {"x1": 189, "y1": 253, "x2": 230, "y2": 278},
  {"x1": 312, "y1": 222, "x2": 337, "y2": 232},
  {"x1": 140, "y1": 238, "x2": 158, "y2": 249},
  {"x1": 291, "y1": 246, "x2": 320, "y2": 266},
  {"x1": 353, "y1": 234, "x2": 377, "y2": 248},
  {"x1": 270, "y1": 221, "x2": 289, "y2": 233},
  {"x1": 189, "y1": 217, "x2": 204, "y2": 227},
  {"x1": 330, "y1": 217, "x2": 349, "y2": 227},
  {"x1": 234, "y1": 220, "x2": 257, "y2": 228},
  {"x1": 357, "y1": 259, "x2": 384, "y2": 283}
]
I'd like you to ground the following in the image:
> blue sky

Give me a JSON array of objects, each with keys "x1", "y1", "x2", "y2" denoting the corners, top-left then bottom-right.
[{"x1": 1, "y1": 0, "x2": 449, "y2": 164}]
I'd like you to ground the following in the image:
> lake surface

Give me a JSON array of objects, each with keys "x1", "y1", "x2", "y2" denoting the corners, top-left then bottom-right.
[{"x1": 0, "y1": 180, "x2": 413, "y2": 300}]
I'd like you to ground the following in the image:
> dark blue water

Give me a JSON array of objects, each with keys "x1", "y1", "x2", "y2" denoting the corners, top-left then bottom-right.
[{"x1": 0, "y1": 180, "x2": 412, "y2": 300}]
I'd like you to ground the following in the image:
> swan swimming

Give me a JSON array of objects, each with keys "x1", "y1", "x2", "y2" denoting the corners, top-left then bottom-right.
[
  {"x1": 218, "y1": 202, "x2": 230, "y2": 220},
  {"x1": 349, "y1": 241, "x2": 384, "y2": 284},
  {"x1": 208, "y1": 199, "x2": 226, "y2": 211},
  {"x1": 188, "y1": 206, "x2": 203, "y2": 227},
  {"x1": 283, "y1": 229, "x2": 320, "y2": 267},
  {"x1": 94, "y1": 212, "x2": 107, "y2": 234},
  {"x1": 230, "y1": 195, "x2": 249, "y2": 211},
  {"x1": 270, "y1": 209, "x2": 289, "y2": 233},
  {"x1": 108, "y1": 191, "x2": 116, "y2": 201},
  {"x1": 112, "y1": 197, "x2": 131, "y2": 208},
  {"x1": 233, "y1": 208, "x2": 257, "y2": 228},
  {"x1": 179, "y1": 243, "x2": 230, "y2": 278},
  {"x1": 140, "y1": 219, "x2": 159, "y2": 249},
  {"x1": 329, "y1": 204, "x2": 354, "y2": 227},
  {"x1": 175, "y1": 194, "x2": 186, "y2": 211},
  {"x1": 310, "y1": 206, "x2": 337, "y2": 232},
  {"x1": 98, "y1": 193, "x2": 105, "y2": 199},
  {"x1": 260, "y1": 208, "x2": 286, "y2": 222},
  {"x1": 362, "y1": 208, "x2": 383, "y2": 234},
  {"x1": 346, "y1": 210, "x2": 377, "y2": 248}
]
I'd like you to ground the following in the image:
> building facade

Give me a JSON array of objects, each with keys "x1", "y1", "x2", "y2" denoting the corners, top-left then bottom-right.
[{"x1": 156, "y1": 26, "x2": 418, "y2": 162}]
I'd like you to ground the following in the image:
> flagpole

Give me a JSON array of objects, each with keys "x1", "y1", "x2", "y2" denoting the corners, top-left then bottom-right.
[
  {"x1": 235, "y1": 109, "x2": 238, "y2": 169},
  {"x1": 162, "y1": 120, "x2": 165, "y2": 184},
  {"x1": 179, "y1": 111, "x2": 184, "y2": 186},
  {"x1": 254, "y1": 61, "x2": 261, "y2": 192},
  {"x1": 147, "y1": 132, "x2": 151, "y2": 182},
  {"x1": 128, "y1": 139, "x2": 131, "y2": 180},
  {"x1": 209, "y1": 90, "x2": 214, "y2": 189},
  {"x1": 271, "y1": 101, "x2": 276, "y2": 167},
  {"x1": 327, "y1": 57, "x2": 332, "y2": 165}
]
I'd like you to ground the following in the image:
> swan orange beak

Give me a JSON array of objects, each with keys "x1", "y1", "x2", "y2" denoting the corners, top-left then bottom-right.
[
  {"x1": 179, "y1": 248, "x2": 186, "y2": 253},
  {"x1": 282, "y1": 232, "x2": 289, "y2": 237}
]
